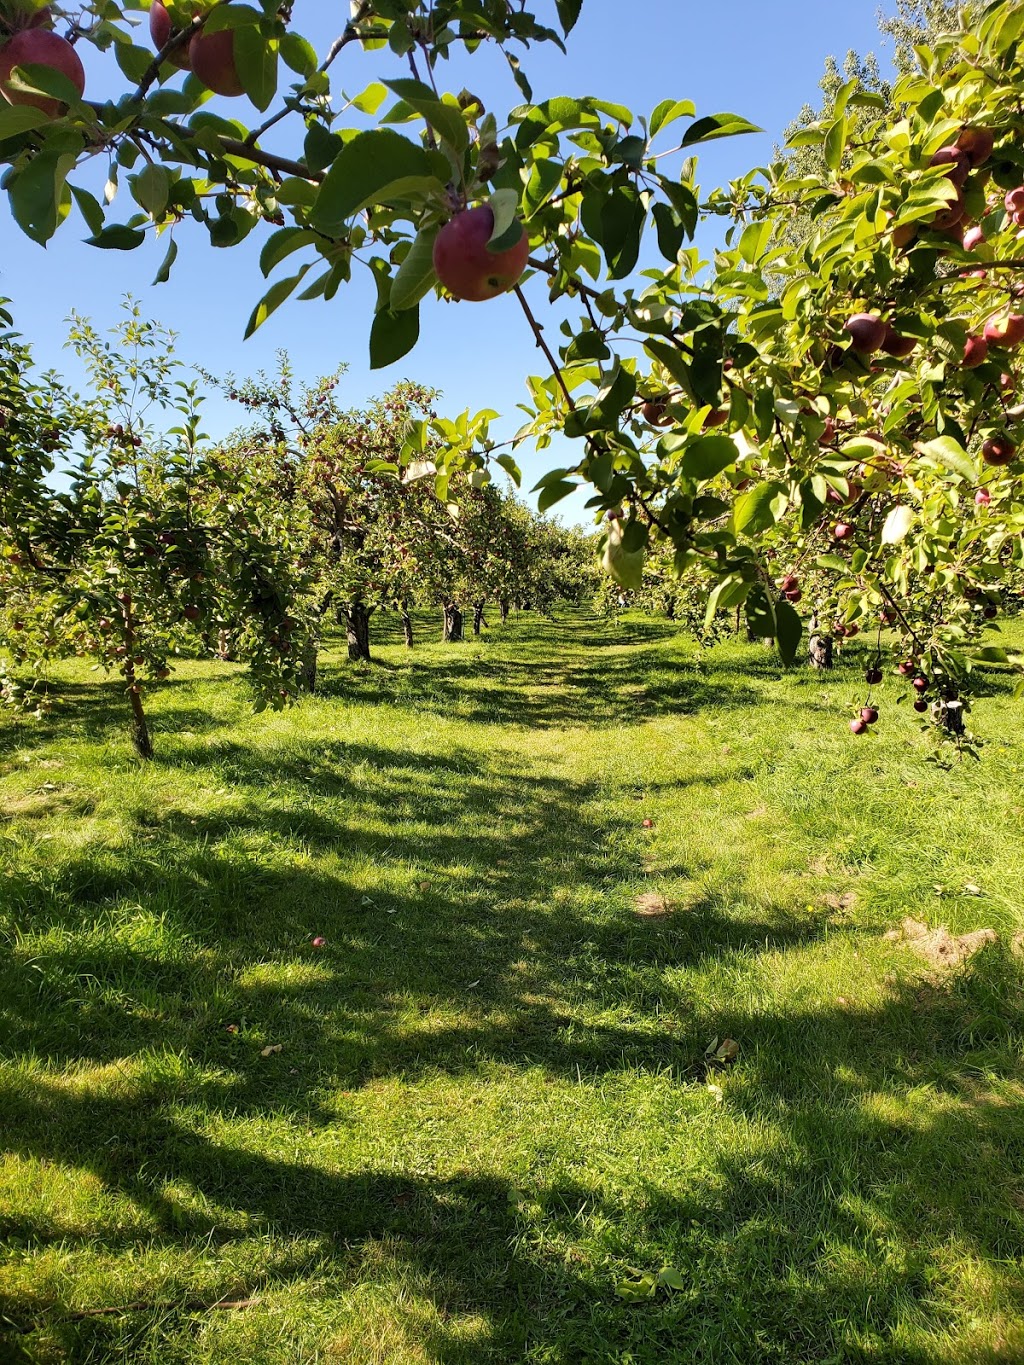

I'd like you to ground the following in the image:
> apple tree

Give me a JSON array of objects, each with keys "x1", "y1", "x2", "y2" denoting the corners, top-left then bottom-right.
[{"x1": 2, "y1": 0, "x2": 1024, "y2": 751}]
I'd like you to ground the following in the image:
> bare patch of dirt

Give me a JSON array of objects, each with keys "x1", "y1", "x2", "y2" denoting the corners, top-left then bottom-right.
[
  {"x1": 634, "y1": 892, "x2": 673, "y2": 919},
  {"x1": 884, "y1": 916, "x2": 997, "y2": 968},
  {"x1": 823, "y1": 890, "x2": 858, "y2": 912}
]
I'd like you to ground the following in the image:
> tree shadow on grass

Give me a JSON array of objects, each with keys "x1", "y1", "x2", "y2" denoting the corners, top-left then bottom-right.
[{"x1": 2, "y1": 953, "x2": 1024, "y2": 1363}]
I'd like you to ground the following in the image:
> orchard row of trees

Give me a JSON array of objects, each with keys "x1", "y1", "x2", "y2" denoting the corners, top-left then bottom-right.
[
  {"x1": 0, "y1": 302, "x2": 591, "y2": 756},
  {"x1": 1, "y1": 0, "x2": 1023, "y2": 756}
]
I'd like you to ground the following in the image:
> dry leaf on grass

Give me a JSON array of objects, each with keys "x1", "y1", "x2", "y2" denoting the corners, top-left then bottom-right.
[
  {"x1": 634, "y1": 892, "x2": 673, "y2": 918},
  {"x1": 705, "y1": 1036, "x2": 740, "y2": 1066},
  {"x1": 260, "y1": 1044, "x2": 283, "y2": 1057}
]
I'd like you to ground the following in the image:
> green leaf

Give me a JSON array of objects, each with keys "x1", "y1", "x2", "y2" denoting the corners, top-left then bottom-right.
[
  {"x1": 537, "y1": 479, "x2": 577, "y2": 513},
  {"x1": 881, "y1": 504, "x2": 914, "y2": 544},
  {"x1": 745, "y1": 583, "x2": 777, "y2": 639},
  {"x1": 152, "y1": 235, "x2": 178, "y2": 284},
  {"x1": 650, "y1": 98, "x2": 696, "y2": 137},
  {"x1": 775, "y1": 599, "x2": 803, "y2": 666},
  {"x1": 495, "y1": 453, "x2": 521, "y2": 486},
  {"x1": 390, "y1": 225, "x2": 438, "y2": 311},
  {"x1": 280, "y1": 30, "x2": 317, "y2": 77},
  {"x1": 383, "y1": 77, "x2": 468, "y2": 153},
  {"x1": 244, "y1": 264, "x2": 312, "y2": 338},
  {"x1": 9, "y1": 149, "x2": 75, "y2": 244},
  {"x1": 310, "y1": 130, "x2": 444, "y2": 233},
  {"x1": 487, "y1": 188, "x2": 520, "y2": 243},
  {"x1": 0, "y1": 103, "x2": 51, "y2": 140},
  {"x1": 131, "y1": 163, "x2": 171, "y2": 217},
  {"x1": 370, "y1": 304, "x2": 420, "y2": 369},
  {"x1": 733, "y1": 481, "x2": 788, "y2": 536},
  {"x1": 85, "y1": 225, "x2": 146, "y2": 250},
  {"x1": 70, "y1": 184, "x2": 104, "y2": 236},
  {"x1": 916, "y1": 435, "x2": 976, "y2": 483},
  {"x1": 234, "y1": 27, "x2": 278, "y2": 112},
  {"x1": 657, "y1": 1268, "x2": 687, "y2": 1293},
  {"x1": 601, "y1": 183, "x2": 645, "y2": 279},
  {"x1": 823, "y1": 115, "x2": 847, "y2": 173},
  {"x1": 351, "y1": 81, "x2": 388, "y2": 114},
  {"x1": 555, "y1": 0, "x2": 583, "y2": 34},
  {"x1": 5, "y1": 61, "x2": 83, "y2": 108},
  {"x1": 679, "y1": 434, "x2": 739, "y2": 482},
  {"x1": 680, "y1": 112, "x2": 762, "y2": 146},
  {"x1": 259, "y1": 226, "x2": 317, "y2": 277}
]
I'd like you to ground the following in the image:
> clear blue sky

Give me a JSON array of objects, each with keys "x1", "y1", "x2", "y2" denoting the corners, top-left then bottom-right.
[{"x1": 2, "y1": 0, "x2": 894, "y2": 521}]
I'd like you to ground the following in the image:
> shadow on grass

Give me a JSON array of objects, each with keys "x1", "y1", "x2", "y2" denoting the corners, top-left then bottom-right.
[
  {"x1": 2, "y1": 958, "x2": 1023, "y2": 1363},
  {"x1": 3, "y1": 613, "x2": 1024, "y2": 1360}
]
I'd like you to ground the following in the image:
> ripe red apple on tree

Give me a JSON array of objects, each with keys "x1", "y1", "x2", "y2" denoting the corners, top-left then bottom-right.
[
  {"x1": 849, "y1": 717, "x2": 868, "y2": 735},
  {"x1": 190, "y1": 26, "x2": 244, "y2": 97},
  {"x1": 963, "y1": 225, "x2": 985, "y2": 251},
  {"x1": 956, "y1": 126, "x2": 994, "y2": 168},
  {"x1": 861, "y1": 706, "x2": 878, "y2": 725},
  {"x1": 913, "y1": 697, "x2": 929, "y2": 713},
  {"x1": 982, "y1": 434, "x2": 1016, "y2": 466},
  {"x1": 702, "y1": 408, "x2": 728, "y2": 429},
  {"x1": 930, "y1": 144, "x2": 970, "y2": 186},
  {"x1": 963, "y1": 335, "x2": 988, "y2": 368},
  {"x1": 150, "y1": 1, "x2": 193, "y2": 70},
  {"x1": 1005, "y1": 187, "x2": 1024, "y2": 215},
  {"x1": 983, "y1": 313, "x2": 1024, "y2": 347},
  {"x1": 833, "y1": 522, "x2": 854, "y2": 540},
  {"x1": 433, "y1": 204, "x2": 530, "y2": 302},
  {"x1": 881, "y1": 325, "x2": 916, "y2": 359},
  {"x1": 865, "y1": 668, "x2": 883, "y2": 685},
  {"x1": 641, "y1": 400, "x2": 672, "y2": 427},
  {"x1": 844, "y1": 313, "x2": 887, "y2": 355},
  {"x1": 975, "y1": 488, "x2": 991, "y2": 507},
  {"x1": 0, "y1": 27, "x2": 84, "y2": 116}
]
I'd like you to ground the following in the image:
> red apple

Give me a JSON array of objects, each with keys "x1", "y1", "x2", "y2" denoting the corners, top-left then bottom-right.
[
  {"x1": 957, "y1": 127, "x2": 994, "y2": 169},
  {"x1": 982, "y1": 434, "x2": 1016, "y2": 466},
  {"x1": 150, "y1": 1, "x2": 193, "y2": 70},
  {"x1": 865, "y1": 668, "x2": 883, "y2": 685},
  {"x1": 779, "y1": 574, "x2": 799, "y2": 593},
  {"x1": 891, "y1": 222, "x2": 917, "y2": 250},
  {"x1": 912, "y1": 675, "x2": 928, "y2": 692},
  {"x1": 0, "y1": 28, "x2": 85, "y2": 116},
  {"x1": 433, "y1": 204, "x2": 530, "y2": 302},
  {"x1": 975, "y1": 488, "x2": 991, "y2": 507},
  {"x1": 861, "y1": 706, "x2": 878, "y2": 725},
  {"x1": 844, "y1": 313, "x2": 887, "y2": 355},
  {"x1": 1005, "y1": 187, "x2": 1024, "y2": 215},
  {"x1": 930, "y1": 144, "x2": 970, "y2": 187},
  {"x1": 984, "y1": 313, "x2": 1024, "y2": 347},
  {"x1": 785, "y1": 588, "x2": 802, "y2": 603},
  {"x1": 641, "y1": 400, "x2": 672, "y2": 427},
  {"x1": 932, "y1": 192, "x2": 966, "y2": 231},
  {"x1": 963, "y1": 335, "x2": 988, "y2": 368},
  {"x1": 881, "y1": 325, "x2": 917, "y2": 359},
  {"x1": 190, "y1": 27, "x2": 244, "y2": 97},
  {"x1": 913, "y1": 697, "x2": 929, "y2": 713},
  {"x1": 963, "y1": 224, "x2": 985, "y2": 251},
  {"x1": 850, "y1": 718, "x2": 868, "y2": 735},
  {"x1": 818, "y1": 416, "x2": 836, "y2": 445},
  {"x1": 183, "y1": 604, "x2": 202, "y2": 621},
  {"x1": 833, "y1": 522, "x2": 854, "y2": 540},
  {"x1": 703, "y1": 408, "x2": 728, "y2": 429}
]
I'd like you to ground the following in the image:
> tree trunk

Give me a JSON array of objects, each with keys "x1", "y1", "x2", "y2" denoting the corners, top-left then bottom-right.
[
  {"x1": 217, "y1": 629, "x2": 236, "y2": 662},
  {"x1": 345, "y1": 600, "x2": 372, "y2": 661},
  {"x1": 809, "y1": 633, "x2": 834, "y2": 669},
  {"x1": 473, "y1": 601, "x2": 486, "y2": 636},
  {"x1": 665, "y1": 597, "x2": 676, "y2": 621},
  {"x1": 298, "y1": 637, "x2": 318, "y2": 692},
  {"x1": 499, "y1": 598, "x2": 509, "y2": 624},
  {"x1": 442, "y1": 602, "x2": 464, "y2": 643},
  {"x1": 121, "y1": 602, "x2": 153, "y2": 760},
  {"x1": 401, "y1": 605, "x2": 414, "y2": 648}
]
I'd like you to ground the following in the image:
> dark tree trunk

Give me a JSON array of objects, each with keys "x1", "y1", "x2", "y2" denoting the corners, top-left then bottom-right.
[
  {"x1": 401, "y1": 605, "x2": 414, "y2": 648},
  {"x1": 298, "y1": 638, "x2": 318, "y2": 693},
  {"x1": 217, "y1": 629, "x2": 236, "y2": 662},
  {"x1": 345, "y1": 600, "x2": 372, "y2": 661},
  {"x1": 499, "y1": 598, "x2": 509, "y2": 624},
  {"x1": 665, "y1": 597, "x2": 676, "y2": 621},
  {"x1": 442, "y1": 603, "x2": 464, "y2": 643},
  {"x1": 473, "y1": 601, "x2": 486, "y2": 636},
  {"x1": 120, "y1": 603, "x2": 153, "y2": 760},
  {"x1": 809, "y1": 633, "x2": 834, "y2": 669}
]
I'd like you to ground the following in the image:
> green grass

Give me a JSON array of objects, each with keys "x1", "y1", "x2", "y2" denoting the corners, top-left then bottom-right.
[{"x1": 2, "y1": 609, "x2": 1024, "y2": 1363}]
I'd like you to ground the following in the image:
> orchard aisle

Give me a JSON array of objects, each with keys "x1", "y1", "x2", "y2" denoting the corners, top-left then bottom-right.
[{"x1": 2, "y1": 611, "x2": 1024, "y2": 1363}]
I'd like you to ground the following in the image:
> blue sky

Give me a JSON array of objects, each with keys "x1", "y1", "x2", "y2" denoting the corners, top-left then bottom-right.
[{"x1": 2, "y1": 0, "x2": 894, "y2": 523}]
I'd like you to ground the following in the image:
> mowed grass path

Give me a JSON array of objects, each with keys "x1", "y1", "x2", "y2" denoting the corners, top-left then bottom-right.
[{"x1": 2, "y1": 610, "x2": 1024, "y2": 1363}]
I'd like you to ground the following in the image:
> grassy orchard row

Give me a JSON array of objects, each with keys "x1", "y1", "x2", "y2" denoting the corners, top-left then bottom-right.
[
  {"x1": 2, "y1": 3, "x2": 1024, "y2": 749},
  {"x1": 0, "y1": 307, "x2": 591, "y2": 759}
]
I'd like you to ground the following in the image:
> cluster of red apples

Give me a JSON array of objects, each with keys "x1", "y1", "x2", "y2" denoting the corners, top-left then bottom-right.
[{"x1": 149, "y1": 1, "x2": 243, "y2": 97}]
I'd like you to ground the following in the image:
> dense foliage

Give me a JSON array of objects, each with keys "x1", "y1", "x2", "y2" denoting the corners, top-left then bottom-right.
[{"x1": 1, "y1": 0, "x2": 1024, "y2": 754}]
